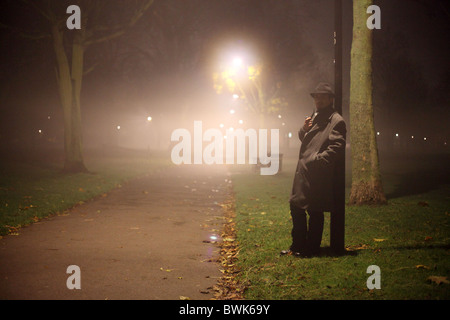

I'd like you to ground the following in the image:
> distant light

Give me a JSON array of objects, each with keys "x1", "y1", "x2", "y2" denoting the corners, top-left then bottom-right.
[
  {"x1": 147, "y1": 116, "x2": 152, "y2": 122},
  {"x1": 238, "y1": 119, "x2": 243, "y2": 124},
  {"x1": 38, "y1": 129, "x2": 42, "y2": 134},
  {"x1": 229, "y1": 127, "x2": 234, "y2": 132},
  {"x1": 232, "y1": 57, "x2": 243, "y2": 67},
  {"x1": 282, "y1": 122, "x2": 285, "y2": 126},
  {"x1": 219, "y1": 123, "x2": 224, "y2": 128},
  {"x1": 230, "y1": 109, "x2": 235, "y2": 114},
  {"x1": 377, "y1": 131, "x2": 380, "y2": 135},
  {"x1": 411, "y1": 135, "x2": 414, "y2": 139},
  {"x1": 232, "y1": 94, "x2": 239, "y2": 99},
  {"x1": 288, "y1": 132, "x2": 292, "y2": 138},
  {"x1": 224, "y1": 135, "x2": 227, "y2": 139},
  {"x1": 117, "y1": 125, "x2": 121, "y2": 130},
  {"x1": 424, "y1": 137, "x2": 427, "y2": 141},
  {"x1": 445, "y1": 142, "x2": 447, "y2": 145},
  {"x1": 210, "y1": 235, "x2": 218, "y2": 241},
  {"x1": 47, "y1": 116, "x2": 51, "y2": 120},
  {"x1": 278, "y1": 114, "x2": 282, "y2": 119},
  {"x1": 395, "y1": 133, "x2": 399, "y2": 137}
]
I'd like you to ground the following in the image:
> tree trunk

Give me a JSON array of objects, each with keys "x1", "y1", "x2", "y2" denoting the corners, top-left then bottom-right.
[
  {"x1": 52, "y1": 22, "x2": 88, "y2": 173},
  {"x1": 349, "y1": 0, "x2": 386, "y2": 205},
  {"x1": 67, "y1": 26, "x2": 88, "y2": 173}
]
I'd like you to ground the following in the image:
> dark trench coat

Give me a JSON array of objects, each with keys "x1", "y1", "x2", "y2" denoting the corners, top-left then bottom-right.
[{"x1": 289, "y1": 106, "x2": 346, "y2": 212}]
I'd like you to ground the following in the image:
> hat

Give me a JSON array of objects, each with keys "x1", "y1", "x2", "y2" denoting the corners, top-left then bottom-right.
[{"x1": 310, "y1": 82, "x2": 335, "y2": 97}]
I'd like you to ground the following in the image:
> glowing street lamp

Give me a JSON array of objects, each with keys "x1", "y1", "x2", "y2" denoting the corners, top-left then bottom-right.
[
  {"x1": 232, "y1": 57, "x2": 243, "y2": 68},
  {"x1": 117, "y1": 125, "x2": 121, "y2": 130},
  {"x1": 147, "y1": 116, "x2": 152, "y2": 122},
  {"x1": 238, "y1": 119, "x2": 243, "y2": 125},
  {"x1": 232, "y1": 94, "x2": 239, "y2": 100},
  {"x1": 230, "y1": 109, "x2": 235, "y2": 115}
]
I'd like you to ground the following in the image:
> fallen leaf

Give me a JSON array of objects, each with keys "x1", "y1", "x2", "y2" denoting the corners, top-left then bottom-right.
[
  {"x1": 373, "y1": 238, "x2": 387, "y2": 242},
  {"x1": 427, "y1": 276, "x2": 449, "y2": 285},
  {"x1": 424, "y1": 236, "x2": 433, "y2": 241},
  {"x1": 179, "y1": 296, "x2": 190, "y2": 300},
  {"x1": 416, "y1": 265, "x2": 430, "y2": 270},
  {"x1": 346, "y1": 244, "x2": 370, "y2": 251}
]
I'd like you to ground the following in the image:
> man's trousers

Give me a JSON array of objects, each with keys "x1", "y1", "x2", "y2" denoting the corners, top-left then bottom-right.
[{"x1": 289, "y1": 203, "x2": 324, "y2": 255}]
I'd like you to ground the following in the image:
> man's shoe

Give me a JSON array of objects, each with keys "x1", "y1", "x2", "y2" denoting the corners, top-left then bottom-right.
[
  {"x1": 293, "y1": 251, "x2": 311, "y2": 258},
  {"x1": 280, "y1": 249, "x2": 305, "y2": 257},
  {"x1": 280, "y1": 249, "x2": 292, "y2": 256}
]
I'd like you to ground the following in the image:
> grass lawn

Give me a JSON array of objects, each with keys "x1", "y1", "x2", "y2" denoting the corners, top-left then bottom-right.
[
  {"x1": 0, "y1": 146, "x2": 172, "y2": 236},
  {"x1": 229, "y1": 152, "x2": 450, "y2": 300}
]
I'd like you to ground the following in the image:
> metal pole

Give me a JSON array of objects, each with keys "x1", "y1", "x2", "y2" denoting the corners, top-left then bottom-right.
[{"x1": 331, "y1": 0, "x2": 345, "y2": 254}]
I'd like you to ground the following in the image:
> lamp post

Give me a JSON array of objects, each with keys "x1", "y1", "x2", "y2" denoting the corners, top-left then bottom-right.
[
  {"x1": 331, "y1": 0, "x2": 345, "y2": 255},
  {"x1": 116, "y1": 125, "x2": 121, "y2": 146},
  {"x1": 146, "y1": 116, "x2": 152, "y2": 155}
]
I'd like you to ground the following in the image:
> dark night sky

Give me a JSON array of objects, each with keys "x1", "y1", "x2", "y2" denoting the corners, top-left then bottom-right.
[{"x1": 0, "y1": 0, "x2": 449, "y2": 150}]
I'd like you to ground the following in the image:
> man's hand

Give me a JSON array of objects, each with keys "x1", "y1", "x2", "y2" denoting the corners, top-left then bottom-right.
[{"x1": 303, "y1": 117, "x2": 313, "y2": 132}]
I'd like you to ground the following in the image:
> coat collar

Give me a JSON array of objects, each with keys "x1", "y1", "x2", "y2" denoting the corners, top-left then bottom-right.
[
  {"x1": 308, "y1": 106, "x2": 336, "y2": 134},
  {"x1": 314, "y1": 105, "x2": 335, "y2": 119}
]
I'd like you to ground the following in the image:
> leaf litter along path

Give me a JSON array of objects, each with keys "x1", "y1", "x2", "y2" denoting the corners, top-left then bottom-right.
[{"x1": 0, "y1": 164, "x2": 233, "y2": 300}]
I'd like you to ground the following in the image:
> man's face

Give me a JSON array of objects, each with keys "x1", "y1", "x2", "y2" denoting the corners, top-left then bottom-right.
[{"x1": 313, "y1": 94, "x2": 334, "y2": 110}]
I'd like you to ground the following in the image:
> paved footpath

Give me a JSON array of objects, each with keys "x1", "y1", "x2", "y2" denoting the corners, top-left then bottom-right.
[{"x1": 0, "y1": 165, "x2": 231, "y2": 300}]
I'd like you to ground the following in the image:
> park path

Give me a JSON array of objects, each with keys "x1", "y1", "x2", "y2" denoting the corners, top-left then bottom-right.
[{"x1": 0, "y1": 164, "x2": 231, "y2": 300}]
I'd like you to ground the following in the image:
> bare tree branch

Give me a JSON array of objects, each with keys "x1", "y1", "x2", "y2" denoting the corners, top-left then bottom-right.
[
  {"x1": 21, "y1": 0, "x2": 52, "y2": 21},
  {"x1": 84, "y1": 0, "x2": 154, "y2": 47},
  {"x1": 0, "y1": 21, "x2": 51, "y2": 40},
  {"x1": 83, "y1": 62, "x2": 99, "y2": 76}
]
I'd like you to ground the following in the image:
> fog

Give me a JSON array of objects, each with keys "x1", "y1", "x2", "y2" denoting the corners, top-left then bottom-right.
[{"x1": 0, "y1": 0, "x2": 448, "y2": 157}]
